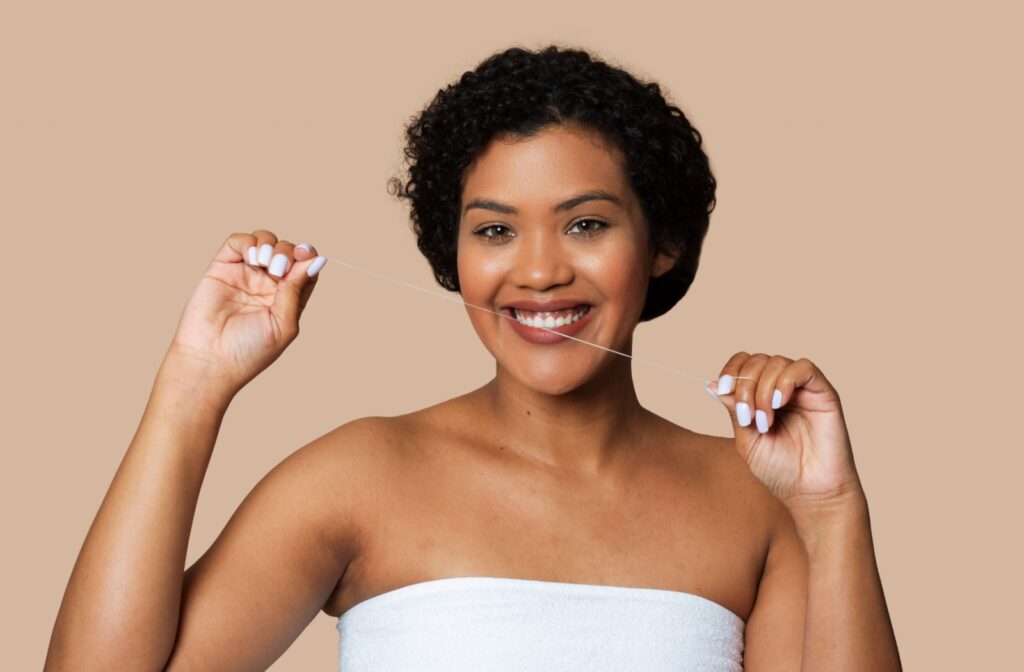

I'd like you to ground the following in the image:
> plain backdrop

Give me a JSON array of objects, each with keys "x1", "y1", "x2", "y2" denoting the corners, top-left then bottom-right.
[{"x1": 2, "y1": 1, "x2": 1020, "y2": 669}]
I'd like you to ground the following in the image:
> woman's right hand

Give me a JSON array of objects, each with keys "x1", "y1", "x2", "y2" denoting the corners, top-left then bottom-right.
[{"x1": 166, "y1": 230, "x2": 328, "y2": 397}]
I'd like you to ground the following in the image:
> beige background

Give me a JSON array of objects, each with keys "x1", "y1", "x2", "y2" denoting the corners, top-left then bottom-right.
[{"x1": 2, "y1": 1, "x2": 1019, "y2": 669}]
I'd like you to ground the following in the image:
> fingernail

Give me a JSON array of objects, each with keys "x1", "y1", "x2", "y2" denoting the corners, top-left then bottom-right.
[
  {"x1": 736, "y1": 402, "x2": 751, "y2": 427},
  {"x1": 268, "y1": 253, "x2": 288, "y2": 277},
  {"x1": 703, "y1": 380, "x2": 720, "y2": 401},
  {"x1": 717, "y1": 375, "x2": 734, "y2": 395},
  {"x1": 258, "y1": 243, "x2": 273, "y2": 267},
  {"x1": 247, "y1": 246, "x2": 258, "y2": 265},
  {"x1": 307, "y1": 256, "x2": 327, "y2": 277},
  {"x1": 772, "y1": 389, "x2": 782, "y2": 410},
  {"x1": 296, "y1": 243, "x2": 313, "y2": 253},
  {"x1": 755, "y1": 409, "x2": 769, "y2": 433}
]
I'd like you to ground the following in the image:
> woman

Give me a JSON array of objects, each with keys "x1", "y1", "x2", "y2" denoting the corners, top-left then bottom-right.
[{"x1": 46, "y1": 45, "x2": 901, "y2": 671}]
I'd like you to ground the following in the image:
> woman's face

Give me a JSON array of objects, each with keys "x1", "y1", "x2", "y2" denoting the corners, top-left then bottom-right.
[{"x1": 457, "y1": 123, "x2": 677, "y2": 395}]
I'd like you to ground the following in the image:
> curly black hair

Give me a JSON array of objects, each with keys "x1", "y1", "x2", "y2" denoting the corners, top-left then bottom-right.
[{"x1": 386, "y1": 43, "x2": 717, "y2": 322}]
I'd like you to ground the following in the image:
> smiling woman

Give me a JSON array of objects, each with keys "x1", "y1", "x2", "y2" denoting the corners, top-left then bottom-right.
[{"x1": 46, "y1": 43, "x2": 900, "y2": 672}]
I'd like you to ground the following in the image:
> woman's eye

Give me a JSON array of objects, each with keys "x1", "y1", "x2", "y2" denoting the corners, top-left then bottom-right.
[
  {"x1": 473, "y1": 220, "x2": 607, "y2": 241},
  {"x1": 567, "y1": 218, "x2": 608, "y2": 237},
  {"x1": 473, "y1": 224, "x2": 514, "y2": 241}
]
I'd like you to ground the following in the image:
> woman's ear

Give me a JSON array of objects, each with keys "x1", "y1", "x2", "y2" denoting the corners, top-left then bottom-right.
[{"x1": 651, "y1": 244, "x2": 680, "y2": 278}]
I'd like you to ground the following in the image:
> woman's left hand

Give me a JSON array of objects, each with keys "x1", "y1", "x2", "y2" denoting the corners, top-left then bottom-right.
[{"x1": 705, "y1": 353, "x2": 864, "y2": 512}]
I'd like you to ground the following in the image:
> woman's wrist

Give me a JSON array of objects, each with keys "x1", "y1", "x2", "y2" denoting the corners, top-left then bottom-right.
[
  {"x1": 784, "y1": 484, "x2": 870, "y2": 558},
  {"x1": 153, "y1": 344, "x2": 238, "y2": 422}
]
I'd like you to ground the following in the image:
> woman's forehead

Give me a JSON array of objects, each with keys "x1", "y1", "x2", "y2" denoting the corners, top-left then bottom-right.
[{"x1": 461, "y1": 126, "x2": 630, "y2": 210}]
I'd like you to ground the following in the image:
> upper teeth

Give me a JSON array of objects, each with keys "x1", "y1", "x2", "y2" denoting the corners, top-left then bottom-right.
[{"x1": 513, "y1": 306, "x2": 590, "y2": 329}]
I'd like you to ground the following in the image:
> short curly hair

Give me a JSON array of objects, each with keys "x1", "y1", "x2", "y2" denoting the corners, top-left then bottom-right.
[{"x1": 386, "y1": 43, "x2": 717, "y2": 322}]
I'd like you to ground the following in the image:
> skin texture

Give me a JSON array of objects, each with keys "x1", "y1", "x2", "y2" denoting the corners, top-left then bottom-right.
[{"x1": 46, "y1": 122, "x2": 900, "y2": 671}]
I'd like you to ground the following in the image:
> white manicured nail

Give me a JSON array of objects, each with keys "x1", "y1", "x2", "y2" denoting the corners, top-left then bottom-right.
[
  {"x1": 717, "y1": 375, "x2": 734, "y2": 395},
  {"x1": 736, "y1": 402, "x2": 751, "y2": 427},
  {"x1": 247, "y1": 246, "x2": 258, "y2": 265},
  {"x1": 296, "y1": 242, "x2": 313, "y2": 253},
  {"x1": 772, "y1": 389, "x2": 782, "y2": 409},
  {"x1": 268, "y1": 253, "x2": 288, "y2": 277},
  {"x1": 258, "y1": 244, "x2": 273, "y2": 266},
  {"x1": 307, "y1": 256, "x2": 327, "y2": 277},
  {"x1": 755, "y1": 409, "x2": 769, "y2": 433}
]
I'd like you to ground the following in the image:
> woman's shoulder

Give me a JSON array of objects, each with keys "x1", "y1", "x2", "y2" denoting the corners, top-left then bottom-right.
[
  {"x1": 308, "y1": 415, "x2": 414, "y2": 471},
  {"x1": 286, "y1": 415, "x2": 423, "y2": 543},
  {"x1": 306, "y1": 410, "x2": 447, "y2": 484},
  {"x1": 646, "y1": 415, "x2": 784, "y2": 542}
]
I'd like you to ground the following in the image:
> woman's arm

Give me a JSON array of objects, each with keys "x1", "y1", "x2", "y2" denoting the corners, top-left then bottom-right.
[
  {"x1": 742, "y1": 485, "x2": 901, "y2": 671},
  {"x1": 708, "y1": 354, "x2": 902, "y2": 670},
  {"x1": 46, "y1": 346, "x2": 371, "y2": 672},
  {"x1": 44, "y1": 230, "x2": 330, "y2": 671},
  {"x1": 44, "y1": 347, "x2": 235, "y2": 671},
  {"x1": 791, "y1": 488, "x2": 902, "y2": 672}
]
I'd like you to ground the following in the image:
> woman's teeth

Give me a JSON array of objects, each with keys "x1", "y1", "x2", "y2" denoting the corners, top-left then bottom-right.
[{"x1": 512, "y1": 305, "x2": 590, "y2": 329}]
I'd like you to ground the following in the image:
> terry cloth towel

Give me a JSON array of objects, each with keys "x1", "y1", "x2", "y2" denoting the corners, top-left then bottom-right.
[{"x1": 337, "y1": 575, "x2": 744, "y2": 671}]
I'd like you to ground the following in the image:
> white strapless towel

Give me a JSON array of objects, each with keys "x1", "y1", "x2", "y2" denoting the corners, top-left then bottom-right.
[{"x1": 336, "y1": 575, "x2": 745, "y2": 671}]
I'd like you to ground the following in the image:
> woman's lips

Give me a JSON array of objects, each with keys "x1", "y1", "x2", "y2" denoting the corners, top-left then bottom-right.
[{"x1": 505, "y1": 306, "x2": 594, "y2": 345}]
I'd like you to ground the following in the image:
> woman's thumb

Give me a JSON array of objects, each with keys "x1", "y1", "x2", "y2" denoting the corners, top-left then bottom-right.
[
  {"x1": 704, "y1": 375, "x2": 743, "y2": 430},
  {"x1": 273, "y1": 255, "x2": 327, "y2": 326}
]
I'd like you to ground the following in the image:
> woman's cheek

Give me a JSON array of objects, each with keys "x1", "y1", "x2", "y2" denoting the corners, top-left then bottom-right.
[
  {"x1": 573, "y1": 245, "x2": 640, "y2": 293},
  {"x1": 457, "y1": 239, "x2": 511, "y2": 284}
]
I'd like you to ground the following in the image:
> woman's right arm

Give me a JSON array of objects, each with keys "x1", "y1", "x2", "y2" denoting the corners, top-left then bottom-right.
[
  {"x1": 44, "y1": 230, "x2": 343, "y2": 671},
  {"x1": 44, "y1": 346, "x2": 235, "y2": 671}
]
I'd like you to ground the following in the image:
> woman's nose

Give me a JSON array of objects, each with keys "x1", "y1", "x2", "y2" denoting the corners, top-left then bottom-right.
[{"x1": 509, "y1": 233, "x2": 574, "y2": 290}]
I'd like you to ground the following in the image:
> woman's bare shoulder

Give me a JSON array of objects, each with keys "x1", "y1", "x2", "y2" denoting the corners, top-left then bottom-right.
[
  {"x1": 306, "y1": 411, "x2": 444, "y2": 489},
  {"x1": 308, "y1": 415, "x2": 414, "y2": 474}
]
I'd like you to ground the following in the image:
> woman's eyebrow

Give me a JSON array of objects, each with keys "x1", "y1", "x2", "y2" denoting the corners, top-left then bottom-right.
[{"x1": 462, "y1": 189, "x2": 623, "y2": 216}]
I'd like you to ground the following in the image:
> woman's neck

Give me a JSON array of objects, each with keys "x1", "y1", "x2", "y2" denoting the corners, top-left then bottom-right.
[{"x1": 473, "y1": 355, "x2": 650, "y2": 478}]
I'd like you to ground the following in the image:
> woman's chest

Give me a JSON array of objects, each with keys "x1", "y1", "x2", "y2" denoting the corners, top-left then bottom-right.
[{"x1": 326, "y1": 436, "x2": 769, "y2": 623}]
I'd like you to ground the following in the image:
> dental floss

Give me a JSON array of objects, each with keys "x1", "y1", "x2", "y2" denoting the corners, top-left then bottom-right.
[{"x1": 320, "y1": 256, "x2": 751, "y2": 394}]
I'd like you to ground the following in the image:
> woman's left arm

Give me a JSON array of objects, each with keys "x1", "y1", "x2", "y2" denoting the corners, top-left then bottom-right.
[
  {"x1": 706, "y1": 354, "x2": 902, "y2": 672},
  {"x1": 791, "y1": 485, "x2": 901, "y2": 672}
]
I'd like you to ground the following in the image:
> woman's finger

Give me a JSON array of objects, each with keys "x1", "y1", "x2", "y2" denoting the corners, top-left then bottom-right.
[
  {"x1": 711, "y1": 351, "x2": 751, "y2": 396},
  {"x1": 293, "y1": 242, "x2": 321, "y2": 316},
  {"x1": 754, "y1": 355, "x2": 794, "y2": 433},
  {"x1": 734, "y1": 353, "x2": 770, "y2": 432},
  {"x1": 271, "y1": 250, "x2": 327, "y2": 331},
  {"x1": 249, "y1": 229, "x2": 281, "y2": 268},
  {"x1": 214, "y1": 231, "x2": 260, "y2": 265},
  {"x1": 266, "y1": 239, "x2": 298, "y2": 279},
  {"x1": 708, "y1": 351, "x2": 755, "y2": 432},
  {"x1": 294, "y1": 241, "x2": 318, "y2": 260}
]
